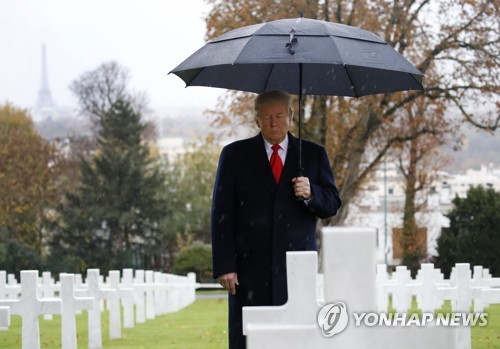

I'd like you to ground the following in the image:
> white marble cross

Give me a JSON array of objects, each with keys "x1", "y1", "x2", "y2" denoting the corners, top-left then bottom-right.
[
  {"x1": 387, "y1": 266, "x2": 412, "y2": 313},
  {"x1": 85, "y1": 269, "x2": 118, "y2": 349},
  {"x1": 121, "y1": 269, "x2": 135, "y2": 328},
  {"x1": 107, "y1": 270, "x2": 134, "y2": 339},
  {"x1": 0, "y1": 270, "x2": 61, "y2": 349},
  {"x1": 244, "y1": 227, "x2": 467, "y2": 349},
  {"x1": 41, "y1": 271, "x2": 60, "y2": 320},
  {"x1": 60, "y1": 273, "x2": 93, "y2": 349},
  {"x1": 436, "y1": 263, "x2": 482, "y2": 313},
  {"x1": 408, "y1": 263, "x2": 439, "y2": 313},
  {"x1": 145, "y1": 270, "x2": 155, "y2": 320},
  {"x1": 133, "y1": 269, "x2": 148, "y2": 323},
  {"x1": 154, "y1": 272, "x2": 168, "y2": 315}
]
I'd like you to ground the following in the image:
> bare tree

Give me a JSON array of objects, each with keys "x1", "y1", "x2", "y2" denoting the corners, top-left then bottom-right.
[{"x1": 70, "y1": 61, "x2": 149, "y2": 132}]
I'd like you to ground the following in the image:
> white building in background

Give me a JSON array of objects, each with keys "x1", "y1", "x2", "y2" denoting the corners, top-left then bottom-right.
[
  {"x1": 345, "y1": 162, "x2": 500, "y2": 265},
  {"x1": 156, "y1": 137, "x2": 189, "y2": 162},
  {"x1": 156, "y1": 136, "x2": 237, "y2": 163}
]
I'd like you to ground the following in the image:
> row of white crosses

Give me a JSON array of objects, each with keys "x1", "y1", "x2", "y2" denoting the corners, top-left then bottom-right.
[
  {"x1": 0, "y1": 268, "x2": 198, "y2": 349},
  {"x1": 243, "y1": 227, "x2": 500, "y2": 349},
  {"x1": 376, "y1": 262, "x2": 500, "y2": 314}
]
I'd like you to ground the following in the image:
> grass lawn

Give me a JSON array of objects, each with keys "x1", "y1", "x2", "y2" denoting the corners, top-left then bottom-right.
[
  {"x1": 0, "y1": 298, "x2": 228, "y2": 349},
  {"x1": 0, "y1": 297, "x2": 499, "y2": 348}
]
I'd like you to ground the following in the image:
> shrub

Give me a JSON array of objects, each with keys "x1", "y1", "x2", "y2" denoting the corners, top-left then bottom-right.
[
  {"x1": 171, "y1": 241, "x2": 213, "y2": 282},
  {"x1": 435, "y1": 186, "x2": 500, "y2": 277}
]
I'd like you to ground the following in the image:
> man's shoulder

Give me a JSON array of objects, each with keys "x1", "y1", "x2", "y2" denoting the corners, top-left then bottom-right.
[
  {"x1": 298, "y1": 138, "x2": 326, "y2": 154},
  {"x1": 222, "y1": 135, "x2": 260, "y2": 153}
]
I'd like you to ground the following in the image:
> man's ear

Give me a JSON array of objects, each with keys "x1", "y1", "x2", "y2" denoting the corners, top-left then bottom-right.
[{"x1": 255, "y1": 117, "x2": 261, "y2": 129}]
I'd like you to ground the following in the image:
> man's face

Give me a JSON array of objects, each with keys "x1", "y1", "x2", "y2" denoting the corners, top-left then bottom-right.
[{"x1": 255, "y1": 101, "x2": 292, "y2": 145}]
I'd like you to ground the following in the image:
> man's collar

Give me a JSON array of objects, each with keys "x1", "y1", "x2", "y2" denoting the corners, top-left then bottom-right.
[{"x1": 262, "y1": 133, "x2": 289, "y2": 151}]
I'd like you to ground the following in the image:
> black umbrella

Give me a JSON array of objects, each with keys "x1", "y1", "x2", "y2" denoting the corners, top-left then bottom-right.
[{"x1": 170, "y1": 16, "x2": 424, "y2": 175}]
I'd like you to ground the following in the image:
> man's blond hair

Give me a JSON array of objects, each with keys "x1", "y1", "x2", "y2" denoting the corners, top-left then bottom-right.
[{"x1": 254, "y1": 90, "x2": 294, "y2": 118}]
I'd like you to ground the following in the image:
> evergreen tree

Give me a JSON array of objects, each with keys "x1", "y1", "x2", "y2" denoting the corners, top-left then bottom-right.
[
  {"x1": 50, "y1": 99, "x2": 168, "y2": 272},
  {"x1": 435, "y1": 186, "x2": 500, "y2": 277}
]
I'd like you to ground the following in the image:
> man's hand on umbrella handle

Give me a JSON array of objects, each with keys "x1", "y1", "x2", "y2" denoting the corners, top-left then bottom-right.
[
  {"x1": 218, "y1": 272, "x2": 239, "y2": 295},
  {"x1": 292, "y1": 177, "x2": 312, "y2": 200}
]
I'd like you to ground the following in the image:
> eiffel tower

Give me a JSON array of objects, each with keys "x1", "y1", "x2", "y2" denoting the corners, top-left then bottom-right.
[{"x1": 36, "y1": 44, "x2": 55, "y2": 108}]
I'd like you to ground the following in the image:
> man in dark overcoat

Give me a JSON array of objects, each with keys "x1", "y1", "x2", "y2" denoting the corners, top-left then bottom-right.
[{"x1": 211, "y1": 90, "x2": 342, "y2": 349}]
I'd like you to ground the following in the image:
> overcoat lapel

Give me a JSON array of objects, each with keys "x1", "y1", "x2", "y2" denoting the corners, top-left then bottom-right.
[{"x1": 247, "y1": 134, "x2": 278, "y2": 194}]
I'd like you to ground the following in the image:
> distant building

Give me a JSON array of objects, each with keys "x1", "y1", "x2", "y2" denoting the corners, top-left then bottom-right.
[
  {"x1": 345, "y1": 161, "x2": 500, "y2": 264},
  {"x1": 156, "y1": 137, "x2": 188, "y2": 162},
  {"x1": 156, "y1": 136, "x2": 236, "y2": 163}
]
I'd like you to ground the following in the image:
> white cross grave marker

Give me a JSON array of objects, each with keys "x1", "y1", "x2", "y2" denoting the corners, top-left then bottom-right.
[
  {"x1": 41, "y1": 271, "x2": 60, "y2": 320},
  {"x1": 133, "y1": 269, "x2": 148, "y2": 323},
  {"x1": 107, "y1": 270, "x2": 134, "y2": 339},
  {"x1": 145, "y1": 270, "x2": 155, "y2": 320},
  {"x1": 60, "y1": 273, "x2": 93, "y2": 349},
  {"x1": 85, "y1": 269, "x2": 118, "y2": 349},
  {"x1": 244, "y1": 227, "x2": 467, "y2": 349},
  {"x1": 154, "y1": 272, "x2": 168, "y2": 315},
  {"x1": 408, "y1": 263, "x2": 438, "y2": 313},
  {"x1": 0, "y1": 270, "x2": 61, "y2": 349},
  {"x1": 122, "y1": 269, "x2": 135, "y2": 328}
]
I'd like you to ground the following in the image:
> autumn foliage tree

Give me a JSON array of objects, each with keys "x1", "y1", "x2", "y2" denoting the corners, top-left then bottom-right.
[
  {"x1": 391, "y1": 96, "x2": 457, "y2": 272},
  {"x1": 0, "y1": 103, "x2": 62, "y2": 271},
  {"x1": 204, "y1": 0, "x2": 499, "y2": 227}
]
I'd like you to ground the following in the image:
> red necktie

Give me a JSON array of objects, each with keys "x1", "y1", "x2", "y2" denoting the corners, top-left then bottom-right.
[{"x1": 270, "y1": 144, "x2": 283, "y2": 183}]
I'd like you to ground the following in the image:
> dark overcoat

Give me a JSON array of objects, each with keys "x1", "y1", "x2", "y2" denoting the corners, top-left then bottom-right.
[{"x1": 211, "y1": 132, "x2": 341, "y2": 349}]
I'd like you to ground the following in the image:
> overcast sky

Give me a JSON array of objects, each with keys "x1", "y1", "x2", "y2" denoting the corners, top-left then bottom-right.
[{"x1": 0, "y1": 0, "x2": 223, "y2": 116}]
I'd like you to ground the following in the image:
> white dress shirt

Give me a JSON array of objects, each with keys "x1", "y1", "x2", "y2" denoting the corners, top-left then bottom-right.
[{"x1": 263, "y1": 134, "x2": 288, "y2": 165}]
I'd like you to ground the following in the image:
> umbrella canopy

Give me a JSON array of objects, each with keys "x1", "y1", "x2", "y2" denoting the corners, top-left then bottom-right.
[{"x1": 170, "y1": 17, "x2": 423, "y2": 97}]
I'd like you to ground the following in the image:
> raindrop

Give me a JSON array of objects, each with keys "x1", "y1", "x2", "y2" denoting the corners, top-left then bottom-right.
[{"x1": 218, "y1": 214, "x2": 225, "y2": 223}]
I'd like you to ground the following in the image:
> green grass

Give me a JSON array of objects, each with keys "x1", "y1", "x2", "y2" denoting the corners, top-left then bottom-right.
[
  {"x1": 0, "y1": 297, "x2": 498, "y2": 348},
  {"x1": 0, "y1": 298, "x2": 228, "y2": 349}
]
